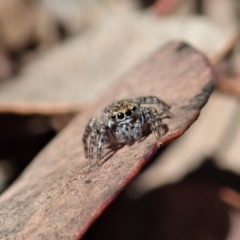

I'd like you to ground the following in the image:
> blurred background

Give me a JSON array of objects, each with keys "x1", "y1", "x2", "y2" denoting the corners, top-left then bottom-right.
[{"x1": 1, "y1": 0, "x2": 240, "y2": 239}]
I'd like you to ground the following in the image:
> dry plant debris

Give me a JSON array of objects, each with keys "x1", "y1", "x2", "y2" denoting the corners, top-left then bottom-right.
[
  {"x1": 215, "y1": 76, "x2": 240, "y2": 100},
  {"x1": 0, "y1": 0, "x2": 59, "y2": 52},
  {"x1": 130, "y1": 91, "x2": 240, "y2": 195},
  {"x1": 0, "y1": 0, "x2": 60, "y2": 80},
  {"x1": 83, "y1": 162, "x2": 232, "y2": 240},
  {"x1": 0, "y1": 14, "x2": 234, "y2": 115},
  {"x1": 40, "y1": 0, "x2": 137, "y2": 35},
  {"x1": 0, "y1": 42, "x2": 213, "y2": 239}
]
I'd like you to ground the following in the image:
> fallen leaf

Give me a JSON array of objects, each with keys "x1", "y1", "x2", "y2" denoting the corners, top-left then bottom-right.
[
  {"x1": 0, "y1": 42, "x2": 213, "y2": 239},
  {"x1": 0, "y1": 0, "x2": 59, "y2": 52},
  {"x1": 0, "y1": 14, "x2": 233, "y2": 115},
  {"x1": 215, "y1": 75, "x2": 240, "y2": 98},
  {"x1": 130, "y1": 91, "x2": 239, "y2": 195}
]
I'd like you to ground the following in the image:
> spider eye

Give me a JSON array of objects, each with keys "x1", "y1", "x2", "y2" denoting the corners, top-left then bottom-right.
[
  {"x1": 117, "y1": 112, "x2": 124, "y2": 120},
  {"x1": 132, "y1": 106, "x2": 136, "y2": 111},
  {"x1": 111, "y1": 115, "x2": 116, "y2": 120},
  {"x1": 125, "y1": 109, "x2": 132, "y2": 116}
]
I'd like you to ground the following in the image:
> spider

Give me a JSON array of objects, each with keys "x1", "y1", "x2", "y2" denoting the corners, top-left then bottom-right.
[{"x1": 83, "y1": 96, "x2": 172, "y2": 167}]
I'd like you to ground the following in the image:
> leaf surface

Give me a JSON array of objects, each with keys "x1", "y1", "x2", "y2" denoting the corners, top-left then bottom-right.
[{"x1": 0, "y1": 42, "x2": 213, "y2": 239}]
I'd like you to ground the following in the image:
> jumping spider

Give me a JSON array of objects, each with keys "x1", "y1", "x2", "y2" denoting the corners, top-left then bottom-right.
[{"x1": 83, "y1": 96, "x2": 172, "y2": 167}]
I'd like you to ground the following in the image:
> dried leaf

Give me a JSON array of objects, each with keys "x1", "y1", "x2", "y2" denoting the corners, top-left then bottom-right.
[
  {"x1": 0, "y1": 0, "x2": 59, "y2": 51},
  {"x1": 40, "y1": 0, "x2": 136, "y2": 35},
  {"x1": 153, "y1": 0, "x2": 196, "y2": 15},
  {"x1": 215, "y1": 75, "x2": 240, "y2": 98},
  {"x1": 130, "y1": 91, "x2": 239, "y2": 195},
  {"x1": 0, "y1": 14, "x2": 233, "y2": 115},
  {"x1": 0, "y1": 42, "x2": 213, "y2": 239},
  {"x1": 203, "y1": 0, "x2": 238, "y2": 28}
]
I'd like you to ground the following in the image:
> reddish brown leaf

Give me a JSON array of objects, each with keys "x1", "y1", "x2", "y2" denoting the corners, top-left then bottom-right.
[
  {"x1": 153, "y1": 0, "x2": 180, "y2": 15},
  {"x1": 215, "y1": 75, "x2": 240, "y2": 98},
  {"x1": 0, "y1": 42, "x2": 213, "y2": 239},
  {"x1": 220, "y1": 187, "x2": 240, "y2": 209}
]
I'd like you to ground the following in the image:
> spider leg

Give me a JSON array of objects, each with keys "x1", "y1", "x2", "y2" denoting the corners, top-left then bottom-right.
[
  {"x1": 96, "y1": 124, "x2": 107, "y2": 166},
  {"x1": 82, "y1": 118, "x2": 94, "y2": 158},
  {"x1": 82, "y1": 117, "x2": 99, "y2": 158},
  {"x1": 83, "y1": 117, "x2": 106, "y2": 167},
  {"x1": 135, "y1": 96, "x2": 172, "y2": 119},
  {"x1": 88, "y1": 131, "x2": 98, "y2": 167},
  {"x1": 143, "y1": 107, "x2": 163, "y2": 139}
]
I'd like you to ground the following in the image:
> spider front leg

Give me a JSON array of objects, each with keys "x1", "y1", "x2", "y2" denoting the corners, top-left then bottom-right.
[
  {"x1": 135, "y1": 96, "x2": 172, "y2": 119},
  {"x1": 88, "y1": 131, "x2": 97, "y2": 166},
  {"x1": 88, "y1": 124, "x2": 107, "y2": 167},
  {"x1": 82, "y1": 117, "x2": 99, "y2": 158},
  {"x1": 96, "y1": 123, "x2": 107, "y2": 166},
  {"x1": 143, "y1": 107, "x2": 163, "y2": 139},
  {"x1": 82, "y1": 118, "x2": 106, "y2": 167}
]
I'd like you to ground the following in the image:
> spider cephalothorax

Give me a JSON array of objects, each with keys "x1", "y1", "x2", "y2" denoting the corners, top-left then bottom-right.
[
  {"x1": 107, "y1": 100, "x2": 138, "y2": 124},
  {"x1": 83, "y1": 96, "x2": 172, "y2": 167}
]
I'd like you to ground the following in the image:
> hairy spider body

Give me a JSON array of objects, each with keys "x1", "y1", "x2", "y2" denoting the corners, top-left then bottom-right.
[{"x1": 83, "y1": 96, "x2": 172, "y2": 167}]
